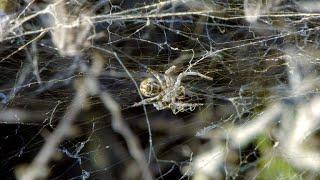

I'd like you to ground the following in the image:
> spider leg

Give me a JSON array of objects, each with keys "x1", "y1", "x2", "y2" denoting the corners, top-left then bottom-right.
[
  {"x1": 164, "y1": 66, "x2": 177, "y2": 87},
  {"x1": 174, "y1": 71, "x2": 212, "y2": 90},
  {"x1": 164, "y1": 76, "x2": 175, "y2": 88},
  {"x1": 131, "y1": 94, "x2": 161, "y2": 107},
  {"x1": 171, "y1": 102, "x2": 203, "y2": 114},
  {"x1": 165, "y1": 65, "x2": 176, "y2": 75},
  {"x1": 174, "y1": 102, "x2": 203, "y2": 107},
  {"x1": 147, "y1": 68, "x2": 165, "y2": 87}
]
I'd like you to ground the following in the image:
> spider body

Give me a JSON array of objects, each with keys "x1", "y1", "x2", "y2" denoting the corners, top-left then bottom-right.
[
  {"x1": 133, "y1": 66, "x2": 212, "y2": 114},
  {"x1": 140, "y1": 78, "x2": 162, "y2": 97}
]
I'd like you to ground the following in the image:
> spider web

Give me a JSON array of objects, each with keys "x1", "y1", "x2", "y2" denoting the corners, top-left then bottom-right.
[{"x1": 1, "y1": 0, "x2": 320, "y2": 179}]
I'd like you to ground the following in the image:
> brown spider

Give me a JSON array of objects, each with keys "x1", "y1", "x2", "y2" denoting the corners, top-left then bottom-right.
[{"x1": 132, "y1": 65, "x2": 212, "y2": 114}]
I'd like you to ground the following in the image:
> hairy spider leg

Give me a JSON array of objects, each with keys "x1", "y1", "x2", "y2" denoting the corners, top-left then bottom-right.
[
  {"x1": 132, "y1": 94, "x2": 162, "y2": 107},
  {"x1": 169, "y1": 71, "x2": 212, "y2": 110},
  {"x1": 174, "y1": 71, "x2": 213, "y2": 91},
  {"x1": 171, "y1": 102, "x2": 204, "y2": 114},
  {"x1": 147, "y1": 68, "x2": 165, "y2": 87},
  {"x1": 165, "y1": 65, "x2": 176, "y2": 75},
  {"x1": 164, "y1": 66, "x2": 177, "y2": 87}
]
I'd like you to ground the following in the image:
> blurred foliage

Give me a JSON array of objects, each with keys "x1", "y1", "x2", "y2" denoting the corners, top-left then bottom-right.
[
  {"x1": 256, "y1": 135, "x2": 300, "y2": 180},
  {"x1": 0, "y1": 0, "x2": 7, "y2": 11}
]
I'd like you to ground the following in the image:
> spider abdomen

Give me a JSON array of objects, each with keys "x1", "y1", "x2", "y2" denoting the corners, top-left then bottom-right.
[{"x1": 140, "y1": 78, "x2": 162, "y2": 97}]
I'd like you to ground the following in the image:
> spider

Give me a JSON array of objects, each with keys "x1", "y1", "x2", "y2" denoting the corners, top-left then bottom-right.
[{"x1": 132, "y1": 65, "x2": 213, "y2": 114}]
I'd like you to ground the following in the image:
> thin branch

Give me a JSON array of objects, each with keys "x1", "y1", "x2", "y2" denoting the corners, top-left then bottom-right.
[{"x1": 16, "y1": 79, "x2": 88, "y2": 180}]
